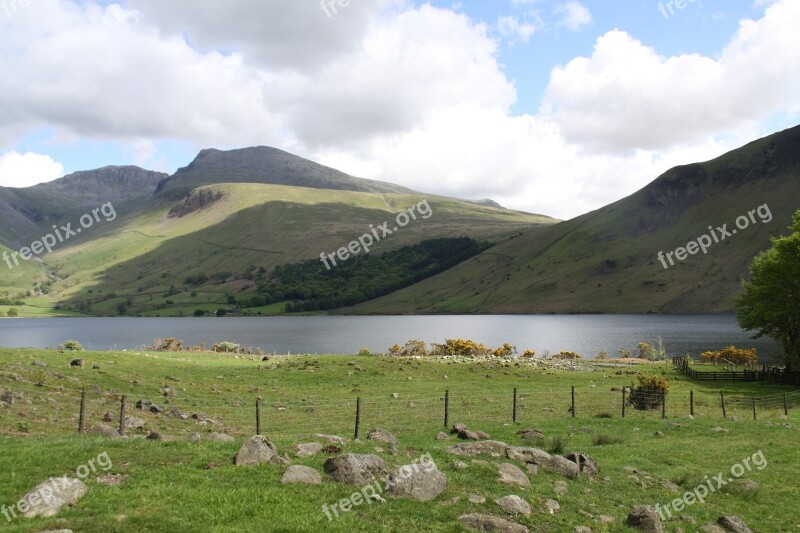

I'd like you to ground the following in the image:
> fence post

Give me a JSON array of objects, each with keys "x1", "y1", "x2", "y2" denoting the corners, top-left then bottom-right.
[
  {"x1": 118, "y1": 394, "x2": 126, "y2": 437},
  {"x1": 444, "y1": 390, "x2": 449, "y2": 428},
  {"x1": 752, "y1": 397, "x2": 757, "y2": 420},
  {"x1": 784, "y1": 393, "x2": 789, "y2": 416},
  {"x1": 720, "y1": 391, "x2": 726, "y2": 418},
  {"x1": 512, "y1": 388, "x2": 518, "y2": 424},
  {"x1": 622, "y1": 389, "x2": 626, "y2": 418},
  {"x1": 354, "y1": 397, "x2": 361, "y2": 440},
  {"x1": 661, "y1": 390, "x2": 666, "y2": 419},
  {"x1": 690, "y1": 390, "x2": 694, "y2": 417},
  {"x1": 256, "y1": 399, "x2": 262, "y2": 435},
  {"x1": 571, "y1": 386, "x2": 575, "y2": 418},
  {"x1": 78, "y1": 386, "x2": 87, "y2": 434}
]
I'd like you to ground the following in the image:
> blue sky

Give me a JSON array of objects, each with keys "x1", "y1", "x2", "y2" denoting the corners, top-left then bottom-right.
[{"x1": 0, "y1": 0, "x2": 797, "y2": 219}]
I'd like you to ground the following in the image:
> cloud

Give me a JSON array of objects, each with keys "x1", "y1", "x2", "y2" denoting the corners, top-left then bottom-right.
[
  {"x1": 0, "y1": 152, "x2": 64, "y2": 188},
  {"x1": 543, "y1": 1, "x2": 800, "y2": 151},
  {"x1": 554, "y1": 1, "x2": 592, "y2": 31},
  {"x1": 497, "y1": 15, "x2": 538, "y2": 43}
]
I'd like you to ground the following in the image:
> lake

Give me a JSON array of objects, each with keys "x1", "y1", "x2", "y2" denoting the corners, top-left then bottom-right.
[{"x1": 0, "y1": 314, "x2": 782, "y2": 362}]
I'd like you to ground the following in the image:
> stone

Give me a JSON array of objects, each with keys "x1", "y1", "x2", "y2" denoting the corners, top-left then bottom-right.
[
  {"x1": 323, "y1": 453, "x2": 387, "y2": 485},
  {"x1": 148, "y1": 404, "x2": 164, "y2": 414},
  {"x1": 495, "y1": 495, "x2": 531, "y2": 516},
  {"x1": 91, "y1": 424, "x2": 120, "y2": 438},
  {"x1": 506, "y1": 446, "x2": 551, "y2": 464},
  {"x1": 458, "y1": 513, "x2": 529, "y2": 533},
  {"x1": 315, "y1": 433, "x2": 348, "y2": 444},
  {"x1": 497, "y1": 463, "x2": 530, "y2": 488},
  {"x1": 626, "y1": 505, "x2": 664, "y2": 532},
  {"x1": 294, "y1": 443, "x2": 323, "y2": 457},
  {"x1": 728, "y1": 479, "x2": 759, "y2": 491},
  {"x1": 146, "y1": 431, "x2": 164, "y2": 440},
  {"x1": 367, "y1": 428, "x2": 399, "y2": 453},
  {"x1": 124, "y1": 416, "x2": 145, "y2": 429},
  {"x1": 135, "y1": 399, "x2": 152, "y2": 410},
  {"x1": 517, "y1": 428, "x2": 545, "y2": 440},
  {"x1": 564, "y1": 452, "x2": 598, "y2": 475},
  {"x1": 711, "y1": 427, "x2": 729, "y2": 433},
  {"x1": 386, "y1": 463, "x2": 447, "y2": 501},
  {"x1": 187, "y1": 433, "x2": 202, "y2": 443},
  {"x1": 716, "y1": 516, "x2": 753, "y2": 533},
  {"x1": 544, "y1": 499, "x2": 560, "y2": 515},
  {"x1": 598, "y1": 515, "x2": 615, "y2": 524},
  {"x1": 469, "y1": 494, "x2": 486, "y2": 504},
  {"x1": 436, "y1": 432, "x2": 449, "y2": 440},
  {"x1": 281, "y1": 465, "x2": 321, "y2": 485},
  {"x1": 234, "y1": 435, "x2": 288, "y2": 467},
  {"x1": 575, "y1": 527, "x2": 592, "y2": 533},
  {"x1": 701, "y1": 525, "x2": 726, "y2": 533},
  {"x1": 1, "y1": 389, "x2": 14, "y2": 405},
  {"x1": 524, "y1": 464, "x2": 539, "y2": 475},
  {"x1": 207, "y1": 432, "x2": 234, "y2": 442},
  {"x1": 21, "y1": 477, "x2": 88, "y2": 518},
  {"x1": 654, "y1": 431, "x2": 664, "y2": 437},
  {"x1": 450, "y1": 460, "x2": 469, "y2": 470},
  {"x1": 447, "y1": 440, "x2": 509, "y2": 457},
  {"x1": 553, "y1": 480, "x2": 568, "y2": 496},
  {"x1": 70, "y1": 359, "x2": 84, "y2": 367}
]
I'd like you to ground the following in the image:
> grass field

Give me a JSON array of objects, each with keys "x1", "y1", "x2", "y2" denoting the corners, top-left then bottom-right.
[{"x1": 1, "y1": 349, "x2": 798, "y2": 532}]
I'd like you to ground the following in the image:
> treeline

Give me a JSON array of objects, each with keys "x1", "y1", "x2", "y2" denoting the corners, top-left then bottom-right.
[{"x1": 266, "y1": 237, "x2": 489, "y2": 312}]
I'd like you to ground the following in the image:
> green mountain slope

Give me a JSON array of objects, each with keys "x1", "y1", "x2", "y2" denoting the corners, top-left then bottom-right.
[{"x1": 344, "y1": 125, "x2": 800, "y2": 314}]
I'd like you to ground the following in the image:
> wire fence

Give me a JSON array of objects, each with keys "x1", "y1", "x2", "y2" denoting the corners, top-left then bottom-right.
[{"x1": 2, "y1": 377, "x2": 798, "y2": 441}]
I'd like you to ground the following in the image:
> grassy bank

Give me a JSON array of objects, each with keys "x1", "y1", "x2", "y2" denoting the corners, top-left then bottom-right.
[{"x1": 1, "y1": 349, "x2": 798, "y2": 532}]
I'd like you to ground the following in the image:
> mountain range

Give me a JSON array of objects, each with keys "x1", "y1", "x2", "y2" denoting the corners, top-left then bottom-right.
[{"x1": 0, "y1": 127, "x2": 798, "y2": 317}]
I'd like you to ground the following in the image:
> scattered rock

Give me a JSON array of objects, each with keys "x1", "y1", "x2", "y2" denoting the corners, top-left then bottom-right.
[
  {"x1": 716, "y1": 516, "x2": 753, "y2": 533},
  {"x1": 1, "y1": 389, "x2": 14, "y2": 405},
  {"x1": 728, "y1": 479, "x2": 759, "y2": 492},
  {"x1": 294, "y1": 443, "x2": 324, "y2": 457},
  {"x1": 447, "y1": 440, "x2": 509, "y2": 457},
  {"x1": 135, "y1": 399, "x2": 152, "y2": 410},
  {"x1": 315, "y1": 433, "x2": 348, "y2": 445},
  {"x1": 146, "y1": 431, "x2": 164, "y2": 441},
  {"x1": 495, "y1": 495, "x2": 532, "y2": 517},
  {"x1": 517, "y1": 428, "x2": 545, "y2": 440},
  {"x1": 90, "y1": 424, "x2": 120, "y2": 438},
  {"x1": 654, "y1": 431, "x2": 665, "y2": 438},
  {"x1": 102, "y1": 412, "x2": 113, "y2": 422},
  {"x1": 124, "y1": 416, "x2": 146, "y2": 429},
  {"x1": 458, "y1": 513, "x2": 529, "y2": 533},
  {"x1": 234, "y1": 435, "x2": 288, "y2": 467},
  {"x1": 711, "y1": 427, "x2": 729, "y2": 433},
  {"x1": 626, "y1": 505, "x2": 664, "y2": 533},
  {"x1": 469, "y1": 494, "x2": 486, "y2": 504},
  {"x1": 450, "y1": 461, "x2": 469, "y2": 470},
  {"x1": 281, "y1": 465, "x2": 322, "y2": 485},
  {"x1": 450, "y1": 423, "x2": 491, "y2": 440},
  {"x1": 386, "y1": 463, "x2": 447, "y2": 501},
  {"x1": 21, "y1": 477, "x2": 88, "y2": 518},
  {"x1": 148, "y1": 404, "x2": 164, "y2": 414},
  {"x1": 436, "y1": 432, "x2": 449, "y2": 440},
  {"x1": 553, "y1": 480, "x2": 568, "y2": 496},
  {"x1": 187, "y1": 433, "x2": 202, "y2": 443},
  {"x1": 524, "y1": 464, "x2": 539, "y2": 475},
  {"x1": 565, "y1": 452, "x2": 598, "y2": 475},
  {"x1": 506, "y1": 446, "x2": 551, "y2": 465},
  {"x1": 207, "y1": 432, "x2": 234, "y2": 443},
  {"x1": 391, "y1": 393, "x2": 399, "y2": 399},
  {"x1": 544, "y1": 499, "x2": 560, "y2": 515},
  {"x1": 324, "y1": 454, "x2": 387, "y2": 485},
  {"x1": 701, "y1": 525, "x2": 726, "y2": 533},
  {"x1": 367, "y1": 428, "x2": 399, "y2": 454},
  {"x1": 161, "y1": 385, "x2": 177, "y2": 397},
  {"x1": 598, "y1": 515, "x2": 615, "y2": 524},
  {"x1": 69, "y1": 359, "x2": 84, "y2": 367},
  {"x1": 497, "y1": 463, "x2": 530, "y2": 488}
]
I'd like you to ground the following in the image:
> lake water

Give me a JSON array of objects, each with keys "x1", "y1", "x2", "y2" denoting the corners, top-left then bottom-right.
[{"x1": 0, "y1": 315, "x2": 781, "y2": 362}]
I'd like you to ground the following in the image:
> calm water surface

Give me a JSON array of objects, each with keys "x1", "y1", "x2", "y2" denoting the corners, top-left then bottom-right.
[{"x1": 0, "y1": 315, "x2": 780, "y2": 362}]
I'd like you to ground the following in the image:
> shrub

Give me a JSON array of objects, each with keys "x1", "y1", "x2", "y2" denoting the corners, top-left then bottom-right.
[
  {"x1": 553, "y1": 350, "x2": 582, "y2": 360},
  {"x1": 521, "y1": 349, "x2": 536, "y2": 358},
  {"x1": 7, "y1": 308, "x2": 18, "y2": 317},
  {"x1": 213, "y1": 341, "x2": 240, "y2": 353},
  {"x1": 431, "y1": 339, "x2": 491, "y2": 356},
  {"x1": 547, "y1": 435, "x2": 567, "y2": 454},
  {"x1": 628, "y1": 374, "x2": 669, "y2": 411},
  {"x1": 194, "y1": 309, "x2": 206, "y2": 316},
  {"x1": 700, "y1": 346, "x2": 758, "y2": 366},
  {"x1": 492, "y1": 343, "x2": 516, "y2": 357},
  {"x1": 358, "y1": 348, "x2": 372, "y2": 356},
  {"x1": 592, "y1": 434, "x2": 622, "y2": 445},
  {"x1": 618, "y1": 347, "x2": 632, "y2": 358},
  {"x1": 387, "y1": 340, "x2": 429, "y2": 357},
  {"x1": 637, "y1": 342, "x2": 654, "y2": 360},
  {"x1": 596, "y1": 351, "x2": 608, "y2": 360},
  {"x1": 59, "y1": 340, "x2": 84, "y2": 351}
]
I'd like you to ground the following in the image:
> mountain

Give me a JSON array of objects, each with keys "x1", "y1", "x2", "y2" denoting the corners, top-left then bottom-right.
[
  {"x1": 0, "y1": 166, "x2": 168, "y2": 246},
  {"x1": 155, "y1": 146, "x2": 415, "y2": 200},
  {"x1": 343, "y1": 125, "x2": 800, "y2": 314}
]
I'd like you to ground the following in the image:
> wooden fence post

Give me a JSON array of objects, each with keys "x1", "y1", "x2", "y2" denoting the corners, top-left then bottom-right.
[
  {"x1": 118, "y1": 394, "x2": 126, "y2": 436},
  {"x1": 784, "y1": 393, "x2": 789, "y2": 416},
  {"x1": 78, "y1": 386, "x2": 87, "y2": 434},
  {"x1": 512, "y1": 388, "x2": 518, "y2": 424},
  {"x1": 690, "y1": 390, "x2": 694, "y2": 417},
  {"x1": 622, "y1": 389, "x2": 626, "y2": 418},
  {"x1": 444, "y1": 390, "x2": 449, "y2": 428},
  {"x1": 720, "y1": 391, "x2": 726, "y2": 418},
  {"x1": 256, "y1": 399, "x2": 262, "y2": 435},
  {"x1": 354, "y1": 397, "x2": 361, "y2": 440},
  {"x1": 661, "y1": 390, "x2": 666, "y2": 419},
  {"x1": 571, "y1": 386, "x2": 576, "y2": 418},
  {"x1": 752, "y1": 397, "x2": 757, "y2": 420}
]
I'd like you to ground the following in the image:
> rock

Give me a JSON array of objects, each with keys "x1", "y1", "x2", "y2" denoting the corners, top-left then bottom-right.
[
  {"x1": 598, "y1": 515, "x2": 615, "y2": 524},
  {"x1": 102, "y1": 412, "x2": 113, "y2": 422},
  {"x1": 553, "y1": 480, "x2": 568, "y2": 496},
  {"x1": 146, "y1": 431, "x2": 164, "y2": 441},
  {"x1": 575, "y1": 527, "x2": 592, "y2": 533},
  {"x1": 447, "y1": 440, "x2": 509, "y2": 457},
  {"x1": 367, "y1": 428, "x2": 399, "y2": 453},
  {"x1": 436, "y1": 432, "x2": 449, "y2": 440},
  {"x1": 728, "y1": 479, "x2": 759, "y2": 491},
  {"x1": 469, "y1": 494, "x2": 486, "y2": 504},
  {"x1": 544, "y1": 499, "x2": 560, "y2": 515},
  {"x1": 451, "y1": 423, "x2": 468, "y2": 434},
  {"x1": 654, "y1": 431, "x2": 664, "y2": 437},
  {"x1": 701, "y1": 525, "x2": 726, "y2": 533},
  {"x1": 495, "y1": 495, "x2": 532, "y2": 516},
  {"x1": 161, "y1": 385, "x2": 177, "y2": 397},
  {"x1": 391, "y1": 393, "x2": 399, "y2": 398},
  {"x1": 716, "y1": 516, "x2": 753, "y2": 533},
  {"x1": 315, "y1": 433, "x2": 348, "y2": 444},
  {"x1": 459, "y1": 513, "x2": 529, "y2": 533},
  {"x1": 148, "y1": 404, "x2": 164, "y2": 414},
  {"x1": 565, "y1": 452, "x2": 599, "y2": 475},
  {"x1": 386, "y1": 463, "x2": 447, "y2": 501},
  {"x1": 21, "y1": 477, "x2": 88, "y2": 518},
  {"x1": 124, "y1": 416, "x2": 146, "y2": 429},
  {"x1": 207, "y1": 432, "x2": 234, "y2": 442},
  {"x1": 323, "y1": 453, "x2": 387, "y2": 485},
  {"x1": 497, "y1": 463, "x2": 530, "y2": 488},
  {"x1": 70, "y1": 359, "x2": 84, "y2": 367},
  {"x1": 524, "y1": 464, "x2": 539, "y2": 475},
  {"x1": 1, "y1": 389, "x2": 14, "y2": 405},
  {"x1": 711, "y1": 427, "x2": 729, "y2": 433},
  {"x1": 506, "y1": 446, "x2": 551, "y2": 464},
  {"x1": 234, "y1": 435, "x2": 288, "y2": 467},
  {"x1": 90, "y1": 424, "x2": 120, "y2": 438},
  {"x1": 626, "y1": 505, "x2": 664, "y2": 532},
  {"x1": 187, "y1": 433, "x2": 202, "y2": 443},
  {"x1": 135, "y1": 399, "x2": 152, "y2": 410},
  {"x1": 281, "y1": 465, "x2": 322, "y2": 485},
  {"x1": 294, "y1": 443, "x2": 324, "y2": 457},
  {"x1": 451, "y1": 461, "x2": 469, "y2": 470},
  {"x1": 517, "y1": 428, "x2": 545, "y2": 440}
]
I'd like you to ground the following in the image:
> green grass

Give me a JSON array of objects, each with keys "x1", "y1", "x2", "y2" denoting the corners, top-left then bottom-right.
[{"x1": 1, "y1": 350, "x2": 798, "y2": 532}]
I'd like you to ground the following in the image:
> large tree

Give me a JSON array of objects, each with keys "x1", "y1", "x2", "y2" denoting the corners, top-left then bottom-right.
[{"x1": 736, "y1": 210, "x2": 800, "y2": 367}]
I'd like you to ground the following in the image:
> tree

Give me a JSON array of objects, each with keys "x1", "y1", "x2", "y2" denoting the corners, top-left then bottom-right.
[
  {"x1": 736, "y1": 210, "x2": 800, "y2": 367},
  {"x1": 7, "y1": 308, "x2": 18, "y2": 317}
]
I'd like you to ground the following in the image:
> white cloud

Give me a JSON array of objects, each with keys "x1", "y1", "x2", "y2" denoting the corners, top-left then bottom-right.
[
  {"x1": 543, "y1": 1, "x2": 800, "y2": 151},
  {"x1": 0, "y1": 152, "x2": 64, "y2": 188},
  {"x1": 497, "y1": 15, "x2": 538, "y2": 43},
  {"x1": 554, "y1": 1, "x2": 592, "y2": 31}
]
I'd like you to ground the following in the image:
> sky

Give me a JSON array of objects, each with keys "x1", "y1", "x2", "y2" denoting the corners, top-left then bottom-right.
[{"x1": 0, "y1": 0, "x2": 798, "y2": 220}]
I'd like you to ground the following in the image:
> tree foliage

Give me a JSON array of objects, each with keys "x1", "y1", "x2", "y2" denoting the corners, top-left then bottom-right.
[{"x1": 736, "y1": 210, "x2": 800, "y2": 366}]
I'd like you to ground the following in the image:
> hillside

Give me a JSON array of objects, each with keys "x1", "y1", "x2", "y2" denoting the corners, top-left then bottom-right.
[{"x1": 345, "y1": 125, "x2": 800, "y2": 314}]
